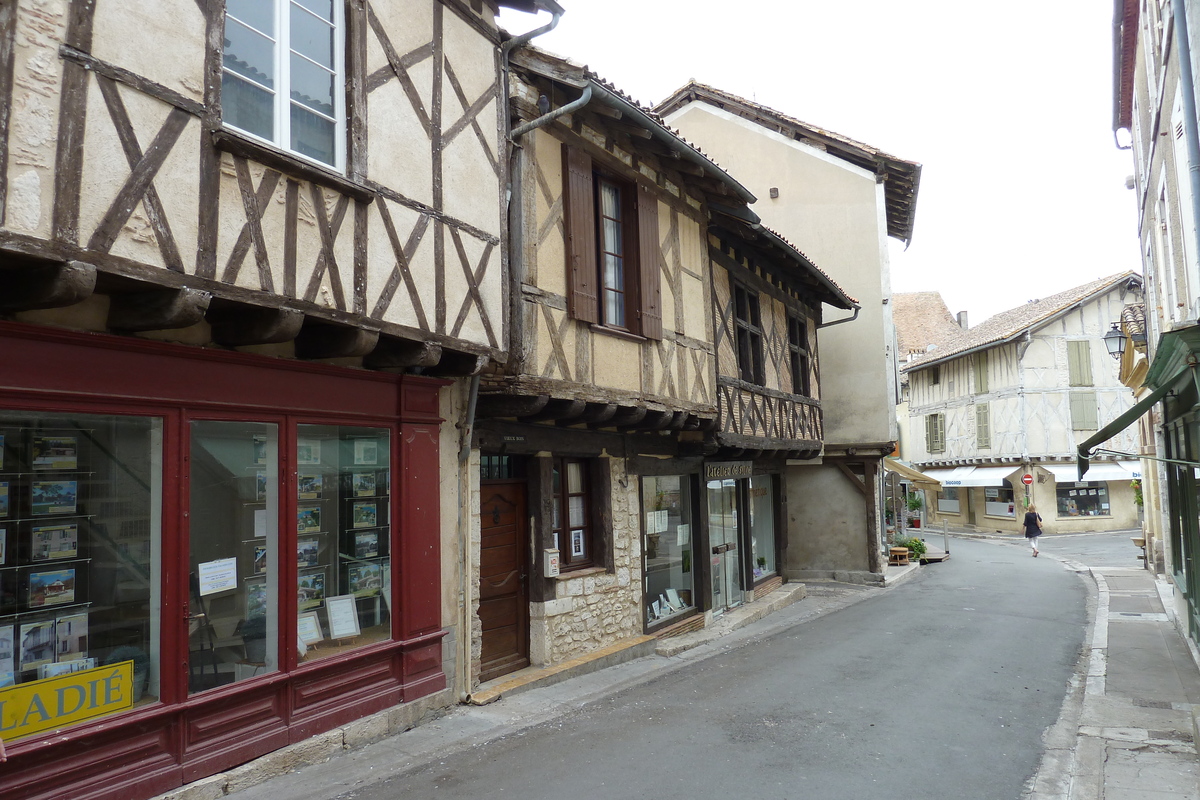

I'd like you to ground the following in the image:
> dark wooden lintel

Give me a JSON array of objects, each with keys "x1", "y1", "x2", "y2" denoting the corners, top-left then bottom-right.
[
  {"x1": 520, "y1": 398, "x2": 586, "y2": 423},
  {"x1": 108, "y1": 286, "x2": 212, "y2": 331},
  {"x1": 294, "y1": 323, "x2": 379, "y2": 359},
  {"x1": 476, "y1": 394, "x2": 550, "y2": 419},
  {"x1": 364, "y1": 337, "x2": 442, "y2": 369},
  {"x1": 207, "y1": 302, "x2": 304, "y2": 346},
  {"x1": 429, "y1": 350, "x2": 488, "y2": 377},
  {"x1": 0, "y1": 260, "x2": 96, "y2": 311}
]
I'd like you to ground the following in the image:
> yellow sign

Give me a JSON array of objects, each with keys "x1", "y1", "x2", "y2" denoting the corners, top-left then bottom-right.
[{"x1": 0, "y1": 661, "x2": 133, "y2": 741}]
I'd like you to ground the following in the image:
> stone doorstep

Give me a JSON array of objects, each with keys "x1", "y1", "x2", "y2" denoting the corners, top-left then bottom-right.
[
  {"x1": 654, "y1": 582, "x2": 808, "y2": 658},
  {"x1": 467, "y1": 634, "x2": 658, "y2": 706}
]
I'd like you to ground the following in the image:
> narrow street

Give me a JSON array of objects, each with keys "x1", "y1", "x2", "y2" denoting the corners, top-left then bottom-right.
[{"x1": 236, "y1": 536, "x2": 1097, "y2": 800}]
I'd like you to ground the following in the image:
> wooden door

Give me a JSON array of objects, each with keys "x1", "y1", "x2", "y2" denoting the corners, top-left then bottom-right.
[{"x1": 479, "y1": 482, "x2": 529, "y2": 682}]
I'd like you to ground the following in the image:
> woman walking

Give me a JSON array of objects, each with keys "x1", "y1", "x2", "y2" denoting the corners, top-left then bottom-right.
[{"x1": 1023, "y1": 504, "x2": 1043, "y2": 556}]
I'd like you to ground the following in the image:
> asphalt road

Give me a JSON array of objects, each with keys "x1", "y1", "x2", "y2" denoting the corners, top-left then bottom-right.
[
  {"x1": 1032, "y1": 529, "x2": 1144, "y2": 568},
  {"x1": 349, "y1": 537, "x2": 1088, "y2": 800}
]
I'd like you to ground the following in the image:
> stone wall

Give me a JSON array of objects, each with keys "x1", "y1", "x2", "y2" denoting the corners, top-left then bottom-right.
[{"x1": 530, "y1": 457, "x2": 642, "y2": 665}]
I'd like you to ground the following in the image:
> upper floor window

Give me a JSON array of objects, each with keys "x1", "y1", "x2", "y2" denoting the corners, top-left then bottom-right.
[
  {"x1": 563, "y1": 145, "x2": 662, "y2": 340},
  {"x1": 1067, "y1": 340, "x2": 1093, "y2": 387},
  {"x1": 973, "y1": 351, "x2": 989, "y2": 394},
  {"x1": 222, "y1": 0, "x2": 345, "y2": 170},
  {"x1": 787, "y1": 315, "x2": 810, "y2": 396},
  {"x1": 1070, "y1": 391, "x2": 1098, "y2": 431},
  {"x1": 734, "y1": 284, "x2": 764, "y2": 385},
  {"x1": 929, "y1": 365, "x2": 940, "y2": 386},
  {"x1": 925, "y1": 413, "x2": 945, "y2": 454},
  {"x1": 976, "y1": 402, "x2": 991, "y2": 448}
]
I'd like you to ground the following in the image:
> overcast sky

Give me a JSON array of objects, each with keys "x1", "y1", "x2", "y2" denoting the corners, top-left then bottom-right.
[{"x1": 498, "y1": 1, "x2": 1142, "y2": 325}]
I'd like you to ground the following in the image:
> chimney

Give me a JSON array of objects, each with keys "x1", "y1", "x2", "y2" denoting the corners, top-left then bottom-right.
[{"x1": 957, "y1": 311, "x2": 969, "y2": 329}]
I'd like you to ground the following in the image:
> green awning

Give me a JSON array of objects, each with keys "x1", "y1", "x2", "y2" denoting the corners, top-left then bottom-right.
[{"x1": 1076, "y1": 362, "x2": 1194, "y2": 479}]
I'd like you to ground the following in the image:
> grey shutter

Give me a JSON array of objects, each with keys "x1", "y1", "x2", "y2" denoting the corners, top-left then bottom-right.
[
  {"x1": 1067, "y1": 340, "x2": 1093, "y2": 386},
  {"x1": 563, "y1": 144, "x2": 599, "y2": 323},
  {"x1": 636, "y1": 182, "x2": 663, "y2": 340},
  {"x1": 1070, "y1": 392, "x2": 1098, "y2": 430},
  {"x1": 976, "y1": 403, "x2": 991, "y2": 448}
]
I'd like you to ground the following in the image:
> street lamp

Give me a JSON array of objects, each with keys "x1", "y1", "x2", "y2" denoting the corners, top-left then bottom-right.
[{"x1": 1103, "y1": 322, "x2": 1126, "y2": 360}]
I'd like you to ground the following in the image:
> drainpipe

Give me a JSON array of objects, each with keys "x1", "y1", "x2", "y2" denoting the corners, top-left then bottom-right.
[
  {"x1": 1172, "y1": 0, "x2": 1200, "y2": 274},
  {"x1": 817, "y1": 307, "x2": 861, "y2": 329},
  {"x1": 511, "y1": 84, "x2": 593, "y2": 140}
]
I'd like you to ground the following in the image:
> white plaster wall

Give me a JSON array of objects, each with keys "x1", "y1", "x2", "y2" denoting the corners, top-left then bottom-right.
[
  {"x1": 92, "y1": 0, "x2": 205, "y2": 103},
  {"x1": 5, "y1": 0, "x2": 70, "y2": 237},
  {"x1": 785, "y1": 465, "x2": 871, "y2": 574},
  {"x1": 666, "y1": 103, "x2": 896, "y2": 445}
]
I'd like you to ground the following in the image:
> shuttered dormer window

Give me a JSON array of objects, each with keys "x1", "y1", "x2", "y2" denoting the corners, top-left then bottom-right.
[{"x1": 562, "y1": 145, "x2": 663, "y2": 340}]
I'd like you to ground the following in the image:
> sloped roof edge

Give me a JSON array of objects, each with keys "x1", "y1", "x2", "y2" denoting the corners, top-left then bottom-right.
[{"x1": 654, "y1": 81, "x2": 922, "y2": 246}]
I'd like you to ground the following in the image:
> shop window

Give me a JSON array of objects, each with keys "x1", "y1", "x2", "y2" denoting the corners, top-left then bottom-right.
[
  {"x1": 925, "y1": 413, "x2": 945, "y2": 454},
  {"x1": 734, "y1": 284, "x2": 765, "y2": 385},
  {"x1": 0, "y1": 412, "x2": 162, "y2": 736},
  {"x1": 222, "y1": 0, "x2": 346, "y2": 169},
  {"x1": 748, "y1": 474, "x2": 777, "y2": 580},
  {"x1": 1056, "y1": 481, "x2": 1111, "y2": 517},
  {"x1": 552, "y1": 458, "x2": 593, "y2": 569},
  {"x1": 787, "y1": 315, "x2": 811, "y2": 396},
  {"x1": 562, "y1": 145, "x2": 662, "y2": 339},
  {"x1": 984, "y1": 480, "x2": 1016, "y2": 517},
  {"x1": 1067, "y1": 340, "x2": 1093, "y2": 386},
  {"x1": 937, "y1": 487, "x2": 960, "y2": 513},
  {"x1": 293, "y1": 425, "x2": 391, "y2": 663},
  {"x1": 975, "y1": 403, "x2": 991, "y2": 449},
  {"x1": 641, "y1": 475, "x2": 695, "y2": 626}
]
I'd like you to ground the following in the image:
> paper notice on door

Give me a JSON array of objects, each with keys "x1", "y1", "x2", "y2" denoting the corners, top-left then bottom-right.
[{"x1": 197, "y1": 557, "x2": 238, "y2": 596}]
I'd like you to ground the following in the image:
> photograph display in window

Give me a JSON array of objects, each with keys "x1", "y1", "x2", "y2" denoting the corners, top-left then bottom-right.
[
  {"x1": 1057, "y1": 481, "x2": 1111, "y2": 517},
  {"x1": 641, "y1": 475, "x2": 696, "y2": 627},
  {"x1": 0, "y1": 415, "x2": 160, "y2": 710}
]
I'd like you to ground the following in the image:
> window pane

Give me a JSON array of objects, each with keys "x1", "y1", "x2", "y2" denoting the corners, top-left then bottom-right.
[
  {"x1": 188, "y1": 421, "x2": 278, "y2": 694},
  {"x1": 290, "y1": 105, "x2": 336, "y2": 166},
  {"x1": 290, "y1": 54, "x2": 334, "y2": 117},
  {"x1": 223, "y1": 74, "x2": 274, "y2": 141},
  {"x1": 291, "y1": 6, "x2": 334, "y2": 68},
  {"x1": 602, "y1": 217, "x2": 623, "y2": 257},
  {"x1": 604, "y1": 289, "x2": 624, "y2": 327},
  {"x1": 224, "y1": 18, "x2": 275, "y2": 89},
  {"x1": 568, "y1": 495, "x2": 584, "y2": 528},
  {"x1": 295, "y1": 426, "x2": 392, "y2": 663},
  {"x1": 642, "y1": 475, "x2": 695, "y2": 626},
  {"x1": 293, "y1": 0, "x2": 334, "y2": 21},
  {"x1": 0, "y1": 412, "x2": 162, "y2": 740},
  {"x1": 228, "y1": 0, "x2": 275, "y2": 34},
  {"x1": 567, "y1": 461, "x2": 583, "y2": 494},
  {"x1": 603, "y1": 253, "x2": 623, "y2": 291},
  {"x1": 749, "y1": 475, "x2": 776, "y2": 579},
  {"x1": 600, "y1": 182, "x2": 620, "y2": 220}
]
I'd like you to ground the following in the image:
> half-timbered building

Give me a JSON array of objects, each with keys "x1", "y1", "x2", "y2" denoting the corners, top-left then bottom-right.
[
  {"x1": 0, "y1": 1, "x2": 550, "y2": 798},
  {"x1": 902, "y1": 273, "x2": 1144, "y2": 535}
]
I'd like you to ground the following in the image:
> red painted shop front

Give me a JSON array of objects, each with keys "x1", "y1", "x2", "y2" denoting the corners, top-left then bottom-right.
[{"x1": 0, "y1": 321, "x2": 447, "y2": 800}]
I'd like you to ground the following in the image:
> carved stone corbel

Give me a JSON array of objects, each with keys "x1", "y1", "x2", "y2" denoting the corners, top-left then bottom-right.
[
  {"x1": 0, "y1": 260, "x2": 96, "y2": 311},
  {"x1": 108, "y1": 286, "x2": 211, "y2": 331}
]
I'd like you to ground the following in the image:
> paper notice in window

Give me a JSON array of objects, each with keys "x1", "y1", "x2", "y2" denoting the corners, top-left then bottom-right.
[{"x1": 197, "y1": 557, "x2": 238, "y2": 596}]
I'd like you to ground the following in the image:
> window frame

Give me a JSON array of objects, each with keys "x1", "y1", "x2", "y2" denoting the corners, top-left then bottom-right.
[
  {"x1": 925, "y1": 412, "x2": 946, "y2": 454},
  {"x1": 975, "y1": 402, "x2": 991, "y2": 448},
  {"x1": 787, "y1": 314, "x2": 811, "y2": 396},
  {"x1": 551, "y1": 457, "x2": 595, "y2": 570},
  {"x1": 221, "y1": 0, "x2": 348, "y2": 172},
  {"x1": 594, "y1": 174, "x2": 638, "y2": 330},
  {"x1": 562, "y1": 145, "x2": 663, "y2": 340},
  {"x1": 734, "y1": 283, "x2": 765, "y2": 385}
]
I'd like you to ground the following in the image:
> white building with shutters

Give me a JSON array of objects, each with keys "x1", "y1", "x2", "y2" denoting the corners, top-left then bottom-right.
[{"x1": 901, "y1": 273, "x2": 1144, "y2": 534}]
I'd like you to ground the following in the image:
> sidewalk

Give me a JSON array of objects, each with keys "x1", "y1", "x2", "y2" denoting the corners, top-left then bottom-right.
[{"x1": 1026, "y1": 558, "x2": 1200, "y2": 799}]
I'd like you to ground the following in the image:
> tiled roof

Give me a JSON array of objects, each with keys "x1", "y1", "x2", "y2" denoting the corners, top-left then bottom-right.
[
  {"x1": 893, "y1": 292, "x2": 962, "y2": 357},
  {"x1": 901, "y1": 272, "x2": 1143, "y2": 372}
]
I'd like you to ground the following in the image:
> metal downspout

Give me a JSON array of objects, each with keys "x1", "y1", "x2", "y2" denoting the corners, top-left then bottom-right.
[
  {"x1": 511, "y1": 84, "x2": 593, "y2": 140},
  {"x1": 817, "y1": 307, "x2": 861, "y2": 329},
  {"x1": 1172, "y1": 0, "x2": 1200, "y2": 276}
]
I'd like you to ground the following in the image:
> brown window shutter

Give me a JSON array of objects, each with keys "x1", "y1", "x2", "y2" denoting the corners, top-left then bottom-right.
[
  {"x1": 636, "y1": 182, "x2": 663, "y2": 340},
  {"x1": 562, "y1": 144, "x2": 599, "y2": 323}
]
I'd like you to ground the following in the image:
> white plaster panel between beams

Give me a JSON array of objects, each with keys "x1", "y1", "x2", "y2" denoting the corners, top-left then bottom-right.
[{"x1": 91, "y1": 0, "x2": 205, "y2": 104}]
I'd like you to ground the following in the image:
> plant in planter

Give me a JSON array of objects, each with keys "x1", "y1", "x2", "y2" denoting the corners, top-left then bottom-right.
[
  {"x1": 906, "y1": 492, "x2": 924, "y2": 528},
  {"x1": 894, "y1": 536, "x2": 927, "y2": 560},
  {"x1": 104, "y1": 645, "x2": 150, "y2": 701}
]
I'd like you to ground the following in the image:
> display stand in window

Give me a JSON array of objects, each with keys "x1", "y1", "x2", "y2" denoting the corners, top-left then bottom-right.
[{"x1": 641, "y1": 475, "x2": 696, "y2": 628}]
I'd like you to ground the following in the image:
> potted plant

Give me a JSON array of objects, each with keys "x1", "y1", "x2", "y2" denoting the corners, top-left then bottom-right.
[
  {"x1": 895, "y1": 535, "x2": 928, "y2": 561},
  {"x1": 906, "y1": 492, "x2": 924, "y2": 528},
  {"x1": 104, "y1": 645, "x2": 150, "y2": 701}
]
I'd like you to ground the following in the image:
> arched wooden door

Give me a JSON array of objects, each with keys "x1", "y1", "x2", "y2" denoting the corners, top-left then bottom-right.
[{"x1": 478, "y1": 482, "x2": 529, "y2": 682}]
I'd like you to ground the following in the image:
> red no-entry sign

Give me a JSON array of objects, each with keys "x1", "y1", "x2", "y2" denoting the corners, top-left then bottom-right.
[{"x1": 1021, "y1": 473, "x2": 1034, "y2": 486}]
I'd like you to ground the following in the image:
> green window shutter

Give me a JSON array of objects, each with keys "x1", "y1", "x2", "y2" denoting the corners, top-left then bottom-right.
[
  {"x1": 976, "y1": 403, "x2": 991, "y2": 448},
  {"x1": 1067, "y1": 341, "x2": 1092, "y2": 386},
  {"x1": 1070, "y1": 392, "x2": 1098, "y2": 430},
  {"x1": 925, "y1": 415, "x2": 934, "y2": 452},
  {"x1": 937, "y1": 413, "x2": 946, "y2": 452},
  {"x1": 974, "y1": 352, "x2": 989, "y2": 394}
]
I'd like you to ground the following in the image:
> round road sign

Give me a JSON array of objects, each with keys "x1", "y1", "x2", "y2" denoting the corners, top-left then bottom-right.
[{"x1": 1021, "y1": 473, "x2": 1034, "y2": 486}]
